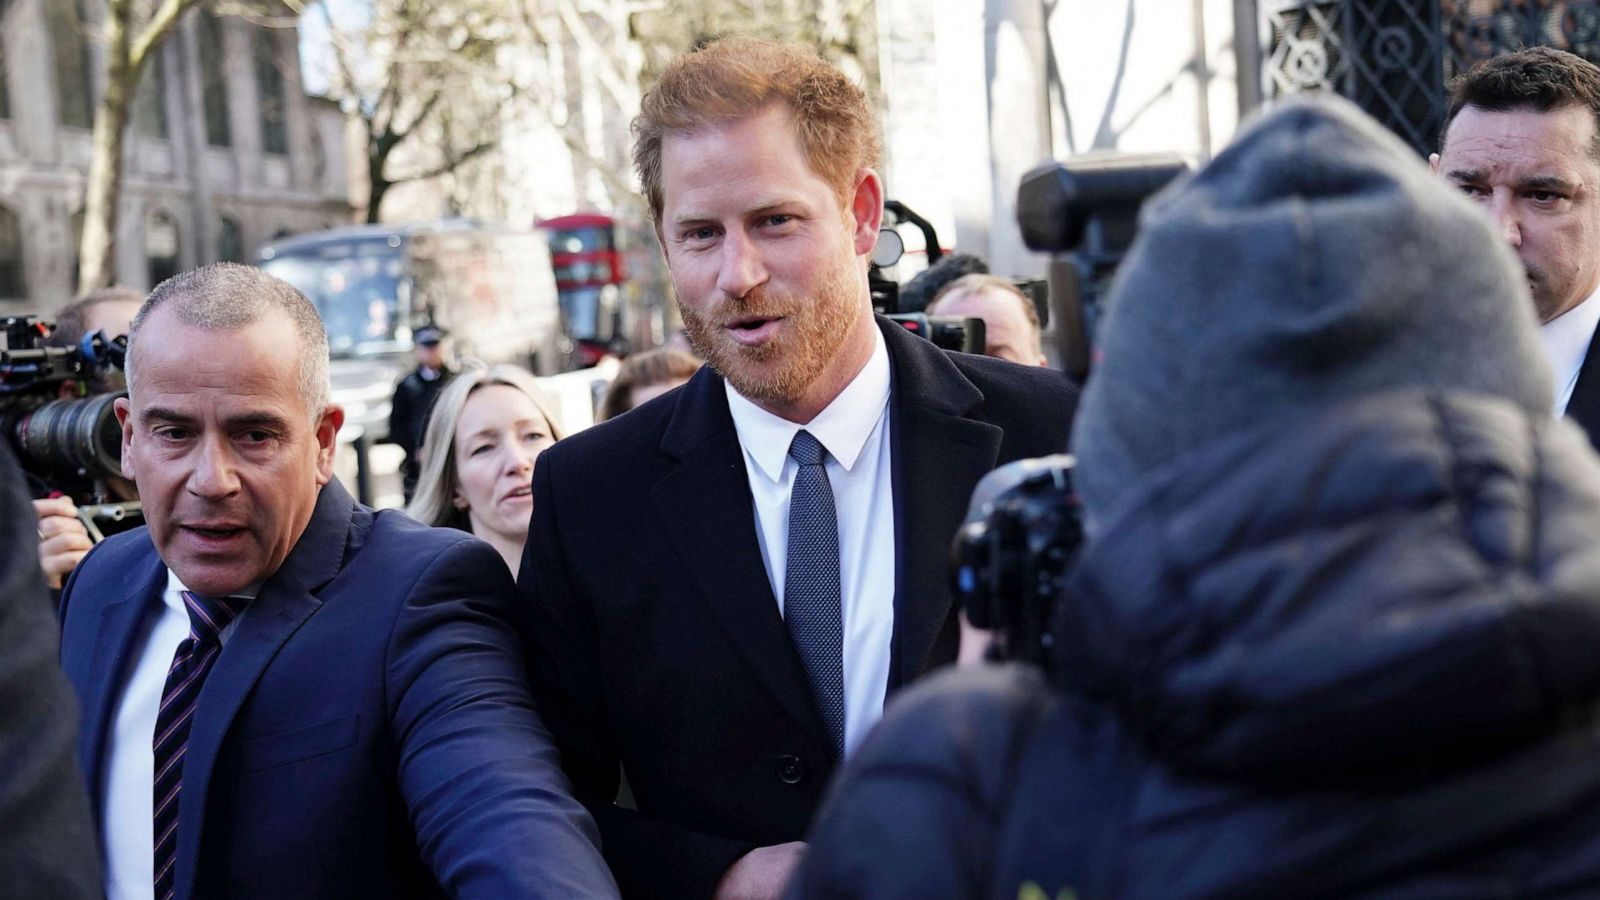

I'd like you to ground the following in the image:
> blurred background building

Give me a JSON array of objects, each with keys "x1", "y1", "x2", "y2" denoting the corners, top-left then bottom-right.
[
  {"x1": 0, "y1": 0, "x2": 1592, "y2": 313},
  {"x1": 0, "y1": 0, "x2": 349, "y2": 314}
]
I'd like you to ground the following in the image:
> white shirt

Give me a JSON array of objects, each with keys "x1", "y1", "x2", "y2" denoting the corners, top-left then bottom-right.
[
  {"x1": 1538, "y1": 285, "x2": 1600, "y2": 415},
  {"x1": 724, "y1": 328, "x2": 895, "y2": 758},
  {"x1": 103, "y1": 572, "x2": 254, "y2": 900}
]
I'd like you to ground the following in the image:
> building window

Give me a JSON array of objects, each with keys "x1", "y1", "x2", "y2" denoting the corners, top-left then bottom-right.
[
  {"x1": 133, "y1": 48, "x2": 169, "y2": 139},
  {"x1": 218, "y1": 216, "x2": 244, "y2": 263},
  {"x1": 47, "y1": 0, "x2": 94, "y2": 129},
  {"x1": 146, "y1": 212, "x2": 180, "y2": 287},
  {"x1": 255, "y1": 28, "x2": 288, "y2": 155},
  {"x1": 70, "y1": 208, "x2": 84, "y2": 293},
  {"x1": 199, "y1": 14, "x2": 231, "y2": 147},
  {"x1": 0, "y1": 205, "x2": 25, "y2": 298},
  {"x1": 0, "y1": 40, "x2": 11, "y2": 120}
]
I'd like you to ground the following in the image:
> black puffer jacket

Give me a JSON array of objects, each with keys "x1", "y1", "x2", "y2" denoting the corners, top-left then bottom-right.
[{"x1": 790, "y1": 391, "x2": 1600, "y2": 899}]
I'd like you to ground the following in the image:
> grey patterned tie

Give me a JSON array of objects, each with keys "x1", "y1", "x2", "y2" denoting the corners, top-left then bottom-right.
[{"x1": 784, "y1": 429, "x2": 845, "y2": 758}]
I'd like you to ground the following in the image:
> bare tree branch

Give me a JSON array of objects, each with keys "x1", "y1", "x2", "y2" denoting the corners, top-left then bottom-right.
[
  {"x1": 395, "y1": 139, "x2": 497, "y2": 184},
  {"x1": 127, "y1": 0, "x2": 202, "y2": 67},
  {"x1": 390, "y1": 88, "x2": 443, "y2": 142}
]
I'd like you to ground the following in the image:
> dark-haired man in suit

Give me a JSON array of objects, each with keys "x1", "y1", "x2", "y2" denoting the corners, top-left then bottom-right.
[
  {"x1": 1433, "y1": 46, "x2": 1600, "y2": 441},
  {"x1": 59, "y1": 263, "x2": 616, "y2": 900},
  {"x1": 519, "y1": 37, "x2": 1077, "y2": 900}
]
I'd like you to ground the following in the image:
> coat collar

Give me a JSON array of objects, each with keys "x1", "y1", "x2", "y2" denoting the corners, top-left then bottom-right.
[
  {"x1": 653, "y1": 317, "x2": 1004, "y2": 740},
  {"x1": 653, "y1": 369, "x2": 832, "y2": 747},
  {"x1": 1565, "y1": 318, "x2": 1600, "y2": 445},
  {"x1": 877, "y1": 318, "x2": 1004, "y2": 685},
  {"x1": 171, "y1": 478, "x2": 357, "y2": 899},
  {"x1": 78, "y1": 546, "x2": 167, "y2": 812}
]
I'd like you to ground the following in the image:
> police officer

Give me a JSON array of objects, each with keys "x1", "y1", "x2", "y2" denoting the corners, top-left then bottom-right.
[{"x1": 389, "y1": 325, "x2": 455, "y2": 501}]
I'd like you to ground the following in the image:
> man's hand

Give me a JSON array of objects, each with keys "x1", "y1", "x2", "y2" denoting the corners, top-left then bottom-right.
[
  {"x1": 33, "y1": 498, "x2": 93, "y2": 591},
  {"x1": 714, "y1": 842, "x2": 807, "y2": 900},
  {"x1": 957, "y1": 609, "x2": 995, "y2": 666}
]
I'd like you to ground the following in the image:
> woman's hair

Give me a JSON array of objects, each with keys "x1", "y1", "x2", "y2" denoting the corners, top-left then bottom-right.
[
  {"x1": 405, "y1": 363, "x2": 566, "y2": 531},
  {"x1": 598, "y1": 348, "x2": 702, "y2": 421}
]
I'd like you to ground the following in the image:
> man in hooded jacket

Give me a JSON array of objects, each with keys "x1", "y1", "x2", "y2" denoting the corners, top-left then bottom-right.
[{"x1": 785, "y1": 95, "x2": 1600, "y2": 899}]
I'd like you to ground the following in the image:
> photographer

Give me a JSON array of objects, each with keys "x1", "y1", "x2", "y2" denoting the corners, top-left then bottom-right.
[
  {"x1": 926, "y1": 274, "x2": 1048, "y2": 367},
  {"x1": 789, "y1": 96, "x2": 1600, "y2": 898},
  {"x1": 24, "y1": 288, "x2": 141, "y2": 591}
]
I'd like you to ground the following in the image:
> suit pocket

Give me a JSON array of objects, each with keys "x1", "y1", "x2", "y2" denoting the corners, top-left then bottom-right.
[{"x1": 238, "y1": 713, "x2": 360, "y2": 774}]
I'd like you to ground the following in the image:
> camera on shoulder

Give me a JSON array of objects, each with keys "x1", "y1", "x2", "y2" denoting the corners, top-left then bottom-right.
[{"x1": 1, "y1": 315, "x2": 142, "y2": 539}]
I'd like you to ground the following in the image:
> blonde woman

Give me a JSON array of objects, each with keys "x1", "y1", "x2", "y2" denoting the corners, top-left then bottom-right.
[{"x1": 406, "y1": 364, "x2": 565, "y2": 578}]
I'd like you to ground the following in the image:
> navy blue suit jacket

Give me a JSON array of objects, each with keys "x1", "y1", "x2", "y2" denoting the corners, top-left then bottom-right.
[
  {"x1": 59, "y1": 478, "x2": 618, "y2": 900},
  {"x1": 519, "y1": 318, "x2": 1079, "y2": 898},
  {"x1": 1566, "y1": 322, "x2": 1600, "y2": 446}
]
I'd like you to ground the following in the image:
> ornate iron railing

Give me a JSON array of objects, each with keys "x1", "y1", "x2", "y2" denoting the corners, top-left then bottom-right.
[{"x1": 1256, "y1": 0, "x2": 1600, "y2": 154}]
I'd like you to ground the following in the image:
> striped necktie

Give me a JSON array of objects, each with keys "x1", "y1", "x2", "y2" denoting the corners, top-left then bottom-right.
[{"x1": 153, "y1": 591, "x2": 245, "y2": 900}]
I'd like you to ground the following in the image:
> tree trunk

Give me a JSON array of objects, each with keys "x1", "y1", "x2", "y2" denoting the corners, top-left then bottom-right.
[
  {"x1": 366, "y1": 175, "x2": 389, "y2": 224},
  {"x1": 80, "y1": 2, "x2": 139, "y2": 292}
]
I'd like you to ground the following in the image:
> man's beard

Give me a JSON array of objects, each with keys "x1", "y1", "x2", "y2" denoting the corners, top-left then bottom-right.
[{"x1": 679, "y1": 260, "x2": 864, "y2": 407}]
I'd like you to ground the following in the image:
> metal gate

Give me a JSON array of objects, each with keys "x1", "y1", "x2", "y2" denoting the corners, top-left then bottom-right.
[{"x1": 1253, "y1": 0, "x2": 1600, "y2": 154}]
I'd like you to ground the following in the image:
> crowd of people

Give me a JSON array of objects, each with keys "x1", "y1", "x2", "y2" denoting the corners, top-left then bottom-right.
[{"x1": 11, "y1": 30, "x2": 1600, "y2": 900}]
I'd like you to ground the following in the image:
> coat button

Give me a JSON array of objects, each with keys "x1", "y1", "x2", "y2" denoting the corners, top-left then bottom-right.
[{"x1": 776, "y1": 755, "x2": 805, "y2": 784}]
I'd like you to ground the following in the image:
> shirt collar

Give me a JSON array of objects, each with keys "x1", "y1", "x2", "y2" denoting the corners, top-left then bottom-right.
[
  {"x1": 725, "y1": 326, "x2": 891, "y2": 483},
  {"x1": 1538, "y1": 281, "x2": 1600, "y2": 412},
  {"x1": 164, "y1": 569, "x2": 264, "y2": 612}
]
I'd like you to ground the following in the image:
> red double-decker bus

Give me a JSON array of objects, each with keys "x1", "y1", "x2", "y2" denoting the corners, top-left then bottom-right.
[{"x1": 540, "y1": 213, "x2": 674, "y2": 366}]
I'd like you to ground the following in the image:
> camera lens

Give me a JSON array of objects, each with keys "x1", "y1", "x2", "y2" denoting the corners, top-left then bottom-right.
[{"x1": 13, "y1": 392, "x2": 123, "y2": 480}]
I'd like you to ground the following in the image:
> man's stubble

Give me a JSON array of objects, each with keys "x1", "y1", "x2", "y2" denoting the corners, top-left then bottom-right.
[{"x1": 679, "y1": 256, "x2": 865, "y2": 408}]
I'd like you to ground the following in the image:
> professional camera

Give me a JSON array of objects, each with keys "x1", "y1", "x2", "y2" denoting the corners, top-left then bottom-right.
[
  {"x1": 1, "y1": 315, "x2": 140, "y2": 538},
  {"x1": 948, "y1": 158, "x2": 1191, "y2": 668},
  {"x1": 869, "y1": 200, "x2": 985, "y2": 354},
  {"x1": 950, "y1": 455, "x2": 1083, "y2": 669},
  {"x1": 1017, "y1": 154, "x2": 1190, "y2": 382}
]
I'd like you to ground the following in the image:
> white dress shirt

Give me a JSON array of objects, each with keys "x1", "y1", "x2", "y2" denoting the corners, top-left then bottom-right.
[
  {"x1": 1538, "y1": 284, "x2": 1600, "y2": 415},
  {"x1": 103, "y1": 572, "x2": 254, "y2": 900},
  {"x1": 725, "y1": 328, "x2": 895, "y2": 758}
]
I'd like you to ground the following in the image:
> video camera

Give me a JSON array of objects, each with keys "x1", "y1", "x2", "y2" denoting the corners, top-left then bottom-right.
[
  {"x1": 869, "y1": 200, "x2": 985, "y2": 354},
  {"x1": 1017, "y1": 153, "x2": 1189, "y2": 383},
  {"x1": 950, "y1": 455, "x2": 1083, "y2": 669},
  {"x1": 947, "y1": 155, "x2": 1190, "y2": 668},
  {"x1": 0, "y1": 315, "x2": 141, "y2": 538}
]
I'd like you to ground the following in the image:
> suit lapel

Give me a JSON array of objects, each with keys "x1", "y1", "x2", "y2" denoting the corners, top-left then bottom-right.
[
  {"x1": 77, "y1": 547, "x2": 166, "y2": 811},
  {"x1": 173, "y1": 480, "x2": 355, "y2": 900},
  {"x1": 880, "y1": 320, "x2": 1004, "y2": 688},
  {"x1": 1566, "y1": 321, "x2": 1600, "y2": 447},
  {"x1": 652, "y1": 369, "x2": 832, "y2": 747}
]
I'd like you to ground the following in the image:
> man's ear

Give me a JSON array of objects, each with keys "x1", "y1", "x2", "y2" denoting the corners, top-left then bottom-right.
[
  {"x1": 115, "y1": 397, "x2": 136, "y2": 481},
  {"x1": 850, "y1": 168, "x2": 886, "y2": 259},
  {"x1": 314, "y1": 405, "x2": 345, "y2": 485}
]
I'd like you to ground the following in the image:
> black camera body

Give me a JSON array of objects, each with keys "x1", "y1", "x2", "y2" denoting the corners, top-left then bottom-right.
[
  {"x1": 1, "y1": 315, "x2": 140, "y2": 535},
  {"x1": 943, "y1": 160, "x2": 1188, "y2": 670},
  {"x1": 1017, "y1": 154, "x2": 1190, "y2": 382},
  {"x1": 870, "y1": 201, "x2": 986, "y2": 355},
  {"x1": 950, "y1": 455, "x2": 1083, "y2": 669}
]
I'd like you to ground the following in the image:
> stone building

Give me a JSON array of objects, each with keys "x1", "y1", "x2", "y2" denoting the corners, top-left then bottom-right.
[{"x1": 0, "y1": 1, "x2": 350, "y2": 315}]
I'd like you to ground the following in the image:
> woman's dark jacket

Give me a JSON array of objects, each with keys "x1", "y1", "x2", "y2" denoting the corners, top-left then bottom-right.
[{"x1": 789, "y1": 391, "x2": 1600, "y2": 899}]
